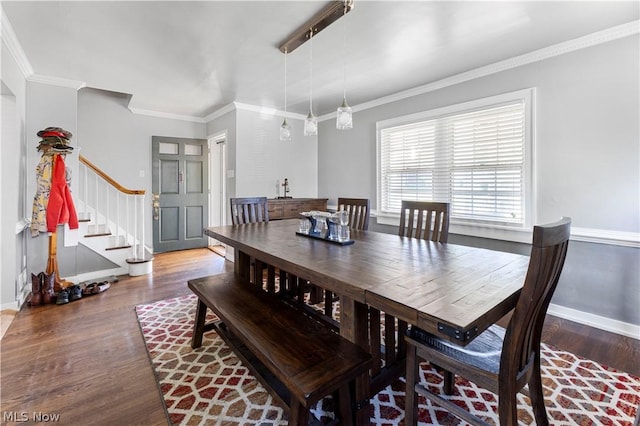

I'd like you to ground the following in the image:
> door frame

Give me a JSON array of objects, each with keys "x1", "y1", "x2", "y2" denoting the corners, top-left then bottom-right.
[
  {"x1": 152, "y1": 136, "x2": 209, "y2": 253},
  {"x1": 208, "y1": 131, "x2": 227, "y2": 253}
]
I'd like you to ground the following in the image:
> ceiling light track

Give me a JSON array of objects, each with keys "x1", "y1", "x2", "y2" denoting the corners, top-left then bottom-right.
[{"x1": 278, "y1": 0, "x2": 354, "y2": 54}]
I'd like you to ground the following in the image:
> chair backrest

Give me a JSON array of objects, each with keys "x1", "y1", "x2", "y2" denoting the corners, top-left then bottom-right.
[
  {"x1": 229, "y1": 197, "x2": 269, "y2": 225},
  {"x1": 502, "y1": 217, "x2": 571, "y2": 380},
  {"x1": 337, "y1": 198, "x2": 370, "y2": 231},
  {"x1": 398, "y1": 201, "x2": 450, "y2": 242}
]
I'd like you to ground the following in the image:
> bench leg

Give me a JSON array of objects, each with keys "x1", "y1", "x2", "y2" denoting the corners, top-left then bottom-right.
[
  {"x1": 191, "y1": 298, "x2": 207, "y2": 349},
  {"x1": 288, "y1": 399, "x2": 308, "y2": 426}
]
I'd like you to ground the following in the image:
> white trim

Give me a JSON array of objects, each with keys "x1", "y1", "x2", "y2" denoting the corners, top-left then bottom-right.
[
  {"x1": 319, "y1": 21, "x2": 640, "y2": 121},
  {"x1": 204, "y1": 103, "x2": 236, "y2": 122},
  {"x1": 1, "y1": 7, "x2": 34, "y2": 78},
  {"x1": 127, "y1": 106, "x2": 206, "y2": 123},
  {"x1": 65, "y1": 267, "x2": 127, "y2": 284},
  {"x1": 14, "y1": 218, "x2": 29, "y2": 235},
  {"x1": 374, "y1": 213, "x2": 640, "y2": 248},
  {"x1": 548, "y1": 303, "x2": 640, "y2": 341},
  {"x1": 28, "y1": 74, "x2": 86, "y2": 90},
  {"x1": 233, "y1": 102, "x2": 307, "y2": 121},
  {"x1": 571, "y1": 227, "x2": 640, "y2": 248},
  {"x1": 1, "y1": 301, "x2": 19, "y2": 311}
]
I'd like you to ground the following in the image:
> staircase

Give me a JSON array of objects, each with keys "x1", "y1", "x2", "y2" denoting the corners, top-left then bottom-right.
[{"x1": 66, "y1": 155, "x2": 153, "y2": 280}]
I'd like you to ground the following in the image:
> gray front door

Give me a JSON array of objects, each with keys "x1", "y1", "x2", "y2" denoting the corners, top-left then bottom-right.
[{"x1": 152, "y1": 136, "x2": 208, "y2": 252}]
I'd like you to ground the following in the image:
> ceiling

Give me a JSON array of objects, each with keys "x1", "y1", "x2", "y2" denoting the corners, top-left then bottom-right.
[{"x1": 3, "y1": 1, "x2": 638, "y2": 120}]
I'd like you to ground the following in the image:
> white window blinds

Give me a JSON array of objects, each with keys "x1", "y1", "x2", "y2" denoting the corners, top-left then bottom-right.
[{"x1": 379, "y1": 94, "x2": 530, "y2": 228}]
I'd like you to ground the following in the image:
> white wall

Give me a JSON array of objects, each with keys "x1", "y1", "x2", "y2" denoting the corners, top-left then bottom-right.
[
  {"x1": 234, "y1": 108, "x2": 317, "y2": 199},
  {"x1": 1, "y1": 36, "x2": 28, "y2": 308},
  {"x1": 207, "y1": 109, "x2": 236, "y2": 202}
]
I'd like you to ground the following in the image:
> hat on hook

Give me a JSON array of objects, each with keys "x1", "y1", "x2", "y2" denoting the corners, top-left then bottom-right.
[{"x1": 37, "y1": 126, "x2": 72, "y2": 139}]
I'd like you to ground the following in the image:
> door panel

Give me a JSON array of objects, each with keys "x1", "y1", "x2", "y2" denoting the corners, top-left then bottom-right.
[
  {"x1": 160, "y1": 207, "x2": 179, "y2": 241},
  {"x1": 152, "y1": 136, "x2": 208, "y2": 252},
  {"x1": 186, "y1": 206, "x2": 204, "y2": 239}
]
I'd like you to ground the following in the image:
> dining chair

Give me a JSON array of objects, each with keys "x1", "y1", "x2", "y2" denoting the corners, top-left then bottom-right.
[
  {"x1": 399, "y1": 200, "x2": 450, "y2": 242},
  {"x1": 404, "y1": 217, "x2": 571, "y2": 426},
  {"x1": 337, "y1": 197, "x2": 370, "y2": 231},
  {"x1": 229, "y1": 196, "x2": 269, "y2": 225},
  {"x1": 310, "y1": 198, "x2": 373, "y2": 319},
  {"x1": 369, "y1": 201, "x2": 452, "y2": 378},
  {"x1": 229, "y1": 197, "x2": 273, "y2": 290}
]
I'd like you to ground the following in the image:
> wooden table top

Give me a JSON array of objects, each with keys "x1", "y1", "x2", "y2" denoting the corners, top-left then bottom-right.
[{"x1": 205, "y1": 219, "x2": 529, "y2": 345}]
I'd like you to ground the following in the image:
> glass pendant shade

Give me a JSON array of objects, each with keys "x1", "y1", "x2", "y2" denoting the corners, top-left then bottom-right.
[
  {"x1": 280, "y1": 118, "x2": 292, "y2": 141},
  {"x1": 304, "y1": 112, "x2": 318, "y2": 136},
  {"x1": 336, "y1": 97, "x2": 353, "y2": 130}
]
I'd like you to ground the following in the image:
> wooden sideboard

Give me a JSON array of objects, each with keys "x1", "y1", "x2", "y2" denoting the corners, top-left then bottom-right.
[{"x1": 267, "y1": 198, "x2": 328, "y2": 220}]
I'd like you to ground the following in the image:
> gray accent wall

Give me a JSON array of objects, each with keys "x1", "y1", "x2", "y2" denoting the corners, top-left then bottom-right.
[{"x1": 318, "y1": 35, "x2": 640, "y2": 329}]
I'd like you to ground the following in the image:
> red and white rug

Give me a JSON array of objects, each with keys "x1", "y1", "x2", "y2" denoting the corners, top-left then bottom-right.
[{"x1": 135, "y1": 294, "x2": 640, "y2": 425}]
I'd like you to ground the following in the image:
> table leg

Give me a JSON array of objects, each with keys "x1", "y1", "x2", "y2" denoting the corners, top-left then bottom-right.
[
  {"x1": 235, "y1": 248, "x2": 251, "y2": 283},
  {"x1": 340, "y1": 296, "x2": 370, "y2": 424}
]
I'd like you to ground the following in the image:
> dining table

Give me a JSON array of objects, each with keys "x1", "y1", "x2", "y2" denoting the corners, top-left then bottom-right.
[{"x1": 204, "y1": 218, "x2": 529, "y2": 423}]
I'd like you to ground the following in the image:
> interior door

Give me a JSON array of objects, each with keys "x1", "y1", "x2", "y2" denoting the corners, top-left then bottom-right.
[{"x1": 152, "y1": 136, "x2": 208, "y2": 253}]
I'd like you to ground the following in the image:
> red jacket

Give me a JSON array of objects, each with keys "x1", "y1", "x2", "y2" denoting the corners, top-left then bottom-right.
[{"x1": 47, "y1": 155, "x2": 79, "y2": 232}]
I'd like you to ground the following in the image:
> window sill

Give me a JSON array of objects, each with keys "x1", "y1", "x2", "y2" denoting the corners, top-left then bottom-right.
[{"x1": 375, "y1": 212, "x2": 532, "y2": 243}]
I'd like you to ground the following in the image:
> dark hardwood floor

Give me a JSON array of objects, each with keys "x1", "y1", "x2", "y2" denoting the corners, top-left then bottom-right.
[{"x1": 1, "y1": 248, "x2": 638, "y2": 425}]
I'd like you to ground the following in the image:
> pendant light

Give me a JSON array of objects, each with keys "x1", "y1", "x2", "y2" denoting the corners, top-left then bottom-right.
[
  {"x1": 336, "y1": 0, "x2": 353, "y2": 130},
  {"x1": 304, "y1": 28, "x2": 318, "y2": 137},
  {"x1": 279, "y1": 47, "x2": 292, "y2": 141}
]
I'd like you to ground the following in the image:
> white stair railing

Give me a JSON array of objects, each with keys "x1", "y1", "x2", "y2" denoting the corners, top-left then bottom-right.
[{"x1": 78, "y1": 155, "x2": 147, "y2": 261}]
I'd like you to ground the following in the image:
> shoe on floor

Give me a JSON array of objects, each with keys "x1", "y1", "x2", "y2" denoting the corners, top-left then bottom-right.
[
  {"x1": 81, "y1": 282, "x2": 99, "y2": 296},
  {"x1": 69, "y1": 285, "x2": 82, "y2": 301},
  {"x1": 97, "y1": 281, "x2": 111, "y2": 293},
  {"x1": 56, "y1": 288, "x2": 69, "y2": 305}
]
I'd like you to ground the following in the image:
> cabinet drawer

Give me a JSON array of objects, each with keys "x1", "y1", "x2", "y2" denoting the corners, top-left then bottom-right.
[
  {"x1": 284, "y1": 202, "x2": 303, "y2": 218},
  {"x1": 268, "y1": 203, "x2": 284, "y2": 219}
]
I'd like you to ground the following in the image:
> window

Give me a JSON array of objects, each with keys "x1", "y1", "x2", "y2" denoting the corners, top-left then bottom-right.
[{"x1": 377, "y1": 89, "x2": 533, "y2": 236}]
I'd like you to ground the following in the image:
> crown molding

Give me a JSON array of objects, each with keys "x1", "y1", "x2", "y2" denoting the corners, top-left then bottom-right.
[
  {"x1": 204, "y1": 102, "x2": 306, "y2": 123},
  {"x1": 203, "y1": 103, "x2": 237, "y2": 122},
  {"x1": 1, "y1": 7, "x2": 34, "y2": 78},
  {"x1": 127, "y1": 106, "x2": 206, "y2": 123},
  {"x1": 28, "y1": 74, "x2": 86, "y2": 90},
  {"x1": 233, "y1": 102, "x2": 307, "y2": 120},
  {"x1": 319, "y1": 20, "x2": 640, "y2": 121}
]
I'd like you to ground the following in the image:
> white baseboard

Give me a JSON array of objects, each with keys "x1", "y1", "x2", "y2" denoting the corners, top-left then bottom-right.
[
  {"x1": 1, "y1": 301, "x2": 19, "y2": 311},
  {"x1": 548, "y1": 303, "x2": 640, "y2": 340},
  {"x1": 65, "y1": 267, "x2": 128, "y2": 284}
]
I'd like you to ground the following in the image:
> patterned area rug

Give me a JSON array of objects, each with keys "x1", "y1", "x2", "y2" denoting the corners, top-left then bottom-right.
[{"x1": 135, "y1": 294, "x2": 640, "y2": 425}]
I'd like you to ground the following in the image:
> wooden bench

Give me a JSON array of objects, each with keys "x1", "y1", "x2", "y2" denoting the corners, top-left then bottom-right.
[{"x1": 188, "y1": 273, "x2": 372, "y2": 426}]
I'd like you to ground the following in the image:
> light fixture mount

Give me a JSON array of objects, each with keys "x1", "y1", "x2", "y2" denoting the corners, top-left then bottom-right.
[{"x1": 278, "y1": 0, "x2": 354, "y2": 54}]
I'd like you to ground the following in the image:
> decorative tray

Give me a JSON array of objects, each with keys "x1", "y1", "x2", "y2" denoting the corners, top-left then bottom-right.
[{"x1": 295, "y1": 232, "x2": 355, "y2": 246}]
